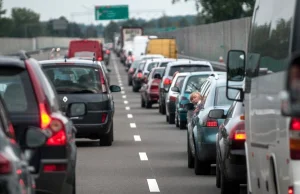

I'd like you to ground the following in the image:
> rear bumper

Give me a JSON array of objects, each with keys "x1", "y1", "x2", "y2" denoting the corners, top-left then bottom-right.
[
  {"x1": 75, "y1": 122, "x2": 111, "y2": 138},
  {"x1": 224, "y1": 150, "x2": 247, "y2": 183},
  {"x1": 148, "y1": 92, "x2": 159, "y2": 102},
  {"x1": 133, "y1": 79, "x2": 143, "y2": 88}
]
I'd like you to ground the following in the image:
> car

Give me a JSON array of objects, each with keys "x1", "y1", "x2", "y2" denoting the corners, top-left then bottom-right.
[
  {"x1": 40, "y1": 59, "x2": 121, "y2": 146},
  {"x1": 140, "y1": 67, "x2": 165, "y2": 108},
  {"x1": 137, "y1": 54, "x2": 164, "y2": 60},
  {"x1": 158, "y1": 60, "x2": 213, "y2": 115},
  {"x1": 166, "y1": 72, "x2": 190, "y2": 124},
  {"x1": 156, "y1": 58, "x2": 177, "y2": 68},
  {"x1": 215, "y1": 92, "x2": 246, "y2": 194},
  {"x1": 127, "y1": 60, "x2": 143, "y2": 86},
  {"x1": 68, "y1": 39, "x2": 104, "y2": 61},
  {"x1": 132, "y1": 59, "x2": 160, "y2": 92},
  {"x1": 187, "y1": 73, "x2": 240, "y2": 175},
  {"x1": 0, "y1": 95, "x2": 49, "y2": 194},
  {"x1": 174, "y1": 72, "x2": 212, "y2": 129},
  {"x1": 0, "y1": 51, "x2": 77, "y2": 194}
]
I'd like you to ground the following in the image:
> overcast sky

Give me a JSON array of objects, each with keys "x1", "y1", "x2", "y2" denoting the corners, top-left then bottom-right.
[{"x1": 3, "y1": 0, "x2": 198, "y2": 25}]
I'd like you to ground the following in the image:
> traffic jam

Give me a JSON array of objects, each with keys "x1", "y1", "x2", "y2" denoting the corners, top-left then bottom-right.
[{"x1": 1, "y1": 0, "x2": 300, "y2": 194}]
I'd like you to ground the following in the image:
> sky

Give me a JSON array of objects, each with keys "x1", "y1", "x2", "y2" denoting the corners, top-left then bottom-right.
[{"x1": 3, "y1": 0, "x2": 198, "y2": 25}]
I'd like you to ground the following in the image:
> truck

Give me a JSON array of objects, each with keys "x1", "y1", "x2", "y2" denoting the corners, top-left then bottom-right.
[
  {"x1": 225, "y1": 1, "x2": 300, "y2": 194},
  {"x1": 146, "y1": 38, "x2": 178, "y2": 59},
  {"x1": 120, "y1": 26, "x2": 143, "y2": 49}
]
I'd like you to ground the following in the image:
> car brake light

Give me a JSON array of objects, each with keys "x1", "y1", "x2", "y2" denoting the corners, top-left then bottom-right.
[
  {"x1": 26, "y1": 62, "x2": 66, "y2": 146},
  {"x1": 101, "y1": 113, "x2": 107, "y2": 123},
  {"x1": 289, "y1": 186, "x2": 294, "y2": 194},
  {"x1": 99, "y1": 69, "x2": 107, "y2": 93},
  {"x1": 289, "y1": 118, "x2": 300, "y2": 159},
  {"x1": 163, "y1": 78, "x2": 172, "y2": 86},
  {"x1": 137, "y1": 72, "x2": 143, "y2": 78},
  {"x1": 229, "y1": 121, "x2": 246, "y2": 141},
  {"x1": 106, "y1": 50, "x2": 110, "y2": 54},
  {"x1": 8, "y1": 123, "x2": 16, "y2": 144},
  {"x1": 206, "y1": 119, "x2": 218, "y2": 127},
  {"x1": 0, "y1": 153, "x2": 11, "y2": 174},
  {"x1": 43, "y1": 164, "x2": 66, "y2": 172},
  {"x1": 98, "y1": 57, "x2": 102, "y2": 61}
]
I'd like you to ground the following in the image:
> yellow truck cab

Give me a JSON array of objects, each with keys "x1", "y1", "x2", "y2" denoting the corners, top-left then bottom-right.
[{"x1": 146, "y1": 38, "x2": 178, "y2": 59}]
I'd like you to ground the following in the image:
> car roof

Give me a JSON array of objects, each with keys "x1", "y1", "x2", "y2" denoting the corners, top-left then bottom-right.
[
  {"x1": 169, "y1": 60, "x2": 211, "y2": 66},
  {"x1": 0, "y1": 56, "x2": 26, "y2": 69},
  {"x1": 39, "y1": 59, "x2": 99, "y2": 68},
  {"x1": 187, "y1": 71, "x2": 216, "y2": 76},
  {"x1": 175, "y1": 72, "x2": 192, "y2": 77},
  {"x1": 142, "y1": 54, "x2": 164, "y2": 58}
]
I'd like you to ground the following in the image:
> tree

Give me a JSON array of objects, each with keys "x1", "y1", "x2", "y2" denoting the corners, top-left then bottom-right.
[
  {"x1": 0, "y1": 17, "x2": 14, "y2": 36},
  {"x1": 11, "y1": 8, "x2": 41, "y2": 37},
  {"x1": 172, "y1": 0, "x2": 255, "y2": 23},
  {"x1": 85, "y1": 25, "x2": 98, "y2": 38},
  {"x1": 178, "y1": 17, "x2": 189, "y2": 27},
  {"x1": 0, "y1": 0, "x2": 6, "y2": 18},
  {"x1": 103, "y1": 21, "x2": 119, "y2": 42}
]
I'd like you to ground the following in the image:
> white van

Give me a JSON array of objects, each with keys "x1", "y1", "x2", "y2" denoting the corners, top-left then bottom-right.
[
  {"x1": 133, "y1": 36, "x2": 149, "y2": 59},
  {"x1": 225, "y1": 1, "x2": 300, "y2": 194}
]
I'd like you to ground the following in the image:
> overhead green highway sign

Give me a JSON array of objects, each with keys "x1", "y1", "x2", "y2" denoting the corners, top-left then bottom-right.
[{"x1": 95, "y1": 5, "x2": 129, "y2": 20}]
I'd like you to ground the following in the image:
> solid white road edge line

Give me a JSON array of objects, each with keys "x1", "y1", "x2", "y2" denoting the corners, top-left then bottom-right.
[
  {"x1": 147, "y1": 179, "x2": 160, "y2": 192},
  {"x1": 139, "y1": 152, "x2": 148, "y2": 161},
  {"x1": 130, "y1": 123, "x2": 136, "y2": 128},
  {"x1": 133, "y1": 135, "x2": 141, "y2": 141}
]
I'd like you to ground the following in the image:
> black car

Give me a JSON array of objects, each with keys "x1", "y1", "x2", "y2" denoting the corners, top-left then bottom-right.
[
  {"x1": 0, "y1": 52, "x2": 78, "y2": 194},
  {"x1": 0, "y1": 96, "x2": 48, "y2": 194},
  {"x1": 215, "y1": 92, "x2": 246, "y2": 194},
  {"x1": 40, "y1": 59, "x2": 121, "y2": 146}
]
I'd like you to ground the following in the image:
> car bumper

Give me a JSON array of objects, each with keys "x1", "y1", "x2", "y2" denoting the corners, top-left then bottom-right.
[
  {"x1": 197, "y1": 143, "x2": 216, "y2": 162},
  {"x1": 224, "y1": 150, "x2": 247, "y2": 183},
  {"x1": 148, "y1": 92, "x2": 159, "y2": 102},
  {"x1": 133, "y1": 79, "x2": 143, "y2": 88},
  {"x1": 75, "y1": 122, "x2": 111, "y2": 138}
]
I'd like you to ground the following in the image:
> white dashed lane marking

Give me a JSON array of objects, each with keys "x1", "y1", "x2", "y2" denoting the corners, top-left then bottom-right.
[
  {"x1": 139, "y1": 152, "x2": 148, "y2": 161},
  {"x1": 121, "y1": 91, "x2": 125, "y2": 94},
  {"x1": 125, "y1": 107, "x2": 130, "y2": 110},
  {"x1": 147, "y1": 179, "x2": 160, "y2": 192},
  {"x1": 124, "y1": 101, "x2": 128, "y2": 104},
  {"x1": 133, "y1": 135, "x2": 141, "y2": 141},
  {"x1": 130, "y1": 123, "x2": 136, "y2": 128},
  {"x1": 122, "y1": 95, "x2": 126, "y2": 99},
  {"x1": 127, "y1": 114, "x2": 133, "y2": 118}
]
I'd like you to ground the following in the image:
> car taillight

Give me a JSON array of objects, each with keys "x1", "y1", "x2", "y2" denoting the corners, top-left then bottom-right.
[
  {"x1": 229, "y1": 121, "x2": 246, "y2": 141},
  {"x1": 289, "y1": 186, "x2": 294, "y2": 194},
  {"x1": 106, "y1": 50, "x2": 110, "y2": 54},
  {"x1": 137, "y1": 72, "x2": 143, "y2": 78},
  {"x1": 98, "y1": 57, "x2": 102, "y2": 61},
  {"x1": 101, "y1": 113, "x2": 107, "y2": 123},
  {"x1": 289, "y1": 118, "x2": 300, "y2": 159},
  {"x1": 150, "y1": 85, "x2": 159, "y2": 90},
  {"x1": 206, "y1": 119, "x2": 218, "y2": 127},
  {"x1": 0, "y1": 153, "x2": 11, "y2": 174},
  {"x1": 26, "y1": 61, "x2": 66, "y2": 146},
  {"x1": 43, "y1": 164, "x2": 66, "y2": 172},
  {"x1": 99, "y1": 69, "x2": 107, "y2": 93},
  {"x1": 129, "y1": 68, "x2": 134, "y2": 73},
  {"x1": 163, "y1": 78, "x2": 172, "y2": 86}
]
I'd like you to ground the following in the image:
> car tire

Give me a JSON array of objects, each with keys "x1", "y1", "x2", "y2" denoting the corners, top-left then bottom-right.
[
  {"x1": 100, "y1": 124, "x2": 113, "y2": 146},
  {"x1": 133, "y1": 86, "x2": 139, "y2": 92},
  {"x1": 141, "y1": 97, "x2": 145, "y2": 107},
  {"x1": 72, "y1": 173, "x2": 76, "y2": 194},
  {"x1": 146, "y1": 100, "x2": 152, "y2": 109},
  {"x1": 166, "y1": 115, "x2": 169, "y2": 122},
  {"x1": 175, "y1": 112, "x2": 179, "y2": 127},
  {"x1": 220, "y1": 170, "x2": 240, "y2": 194},
  {"x1": 194, "y1": 149, "x2": 210, "y2": 175},
  {"x1": 159, "y1": 104, "x2": 162, "y2": 114},
  {"x1": 128, "y1": 77, "x2": 132, "y2": 86},
  {"x1": 216, "y1": 156, "x2": 221, "y2": 188},
  {"x1": 162, "y1": 104, "x2": 166, "y2": 114},
  {"x1": 168, "y1": 114, "x2": 175, "y2": 124},
  {"x1": 187, "y1": 137, "x2": 194, "y2": 168},
  {"x1": 179, "y1": 121, "x2": 186, "y2": 130}
]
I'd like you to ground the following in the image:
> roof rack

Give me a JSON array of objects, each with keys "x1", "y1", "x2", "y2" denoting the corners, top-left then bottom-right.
[{"x1": 6, "y1": 50, "x2": 31, "y2": 60}]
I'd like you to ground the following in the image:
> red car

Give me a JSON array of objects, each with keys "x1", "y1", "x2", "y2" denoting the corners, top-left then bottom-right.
[{"x1": 140, "y1": 67, "x2": 165, "y2": 108}]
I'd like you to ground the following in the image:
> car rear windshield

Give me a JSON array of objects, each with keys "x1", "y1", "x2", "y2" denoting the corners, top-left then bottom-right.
[
  {"x1": 131, "y1": 60, "x2": 141, "y2": 68},
  {"x1": 215, "y1": 86, "x2": 238, "y2": 106},
  {"x1": 174, "y1": 76, "x2": 186, "y2": 90},
  {"x1": 152, "y1": 69, "x2": 164, "y2": 78},
  {"x1": 185, "y1": 75, "x2": 210, "y2": 93},
  {"x1": 43, "y1": 66, "x2": 103, "y2": 94},
  {"x1": 169, "y1": 65, "x2": 211, "y2": 76},
  {"x1": 74, "y1": 51, "x2": 94, "y2": 58},
  {"x1": 0, "y1": 67, "x2": 37, "y2": 113},
  {"x1": 160, "y1": 62, "x2": 169, "y2": 67},
  {"x1": 147, "y1": 62, "x2": 159, "y2": 71}
]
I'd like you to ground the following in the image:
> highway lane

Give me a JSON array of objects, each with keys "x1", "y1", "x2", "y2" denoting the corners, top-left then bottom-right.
[{"x1": 35, "y1": 52, "x2": 245, "y2": 194}]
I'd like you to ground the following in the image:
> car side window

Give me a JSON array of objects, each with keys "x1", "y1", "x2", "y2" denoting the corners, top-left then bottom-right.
[{"x1": 226, "y1": 101, "x2": 237, "y2": 118}]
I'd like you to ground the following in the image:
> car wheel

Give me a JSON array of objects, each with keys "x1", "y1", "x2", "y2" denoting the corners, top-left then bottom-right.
[
  {"x1": 128, "y1": 77, "x2": 132, "y2": 86},
  {"x1": 133, "y1": 86, "x2": 139, "y2": 92},
  {"x1": 100, "y1": 124, "x2": 113, "y2": 146},
  {"x1": 187, "y1": 136, "x2": 194, "y2": 168},
  {"x1": 194, "y1": 149, "x2": 210, "y2": 175},
  {"x1": 179, "y1": 120, "x2": 186, "y2": 130},
  {"x1": 72, "y1": 172, "x2": 76, "y2": 194},
  {"x1": 169, "y1": 114, "x2": 175, "y2": 124},
  {"x1": 159, "y1": 103, "x2": 162, "y2": 113},
  {"x1": 216, "y1": 156, "x2": 221, "y2": 188},
  {"x1": 146, "y1": 100, "x2": 152, "y2": 109},
  {"x1": 141, "y1": 97, "x2": 145, "y2": 107},
  {"x1": 220, "y1": 170, "x2": 240, "y2": 194},
  {"x1": 162, "y1": 104, "x2": 166, "y2": 114}
]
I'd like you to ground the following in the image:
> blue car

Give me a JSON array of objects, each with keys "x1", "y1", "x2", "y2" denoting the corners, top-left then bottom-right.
[
  {"x1": 174, "y1": 72, "x2": 212, "y2": 129},
  {"x1": 187, "y1": 72, "x2": 241, "y2": 175}
]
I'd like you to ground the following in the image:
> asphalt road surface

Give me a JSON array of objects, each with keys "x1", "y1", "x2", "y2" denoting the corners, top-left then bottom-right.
[{"x1": 37, "y1": 53, "x2": 245, "y2": 194}]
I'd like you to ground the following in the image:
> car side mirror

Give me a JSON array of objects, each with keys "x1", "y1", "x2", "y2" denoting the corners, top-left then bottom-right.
[
  {"x1": 154, "y1": 73, "x2": 162, "y2": 79},
  {"x1": 185, "y1": 103, "x2": 194, "y2": 110},
  {"x1": 208, "y1": 109, "x2": 225, "y2": 119},
  {"x1": 226, "y1": 50, "x2": 245, "y2": 102},
  {"x1": 110, "y1": 85, "x2": 121, "y2": 92},
  {"x1": 171, "y1": 86, "x2": 180, "y2": 93},
  {"x1": 67, "y1": 102, "x2": 87, "y2": 117},
  {"x1": 26, "y1": 127, "x2": 48, "y2": 148}
]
